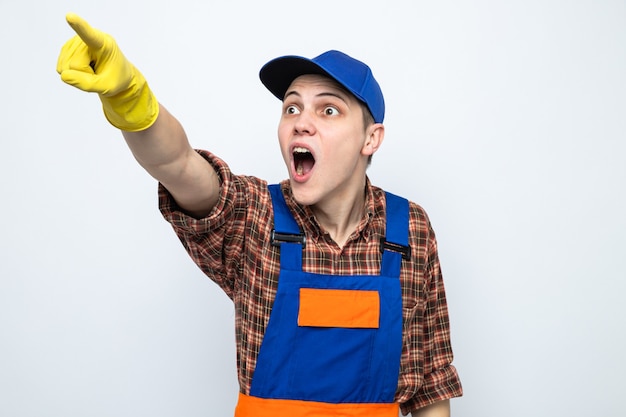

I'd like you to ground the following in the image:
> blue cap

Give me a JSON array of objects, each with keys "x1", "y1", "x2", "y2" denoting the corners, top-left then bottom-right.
[{"x1": 259, "y1": 50, "x2": 385, "y2": 123}]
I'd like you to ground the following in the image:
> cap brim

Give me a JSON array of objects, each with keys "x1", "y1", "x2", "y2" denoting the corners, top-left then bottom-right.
[{"x1": 259, "y1": 56, "x2": 332, "y2": 101}]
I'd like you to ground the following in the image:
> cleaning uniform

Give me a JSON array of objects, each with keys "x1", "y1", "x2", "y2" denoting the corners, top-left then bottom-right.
[
  {"x1": 235, "y1": 185, "x2": 410, "y2": 417},
  {"x1": 159, "y1": 151, "x2": 463, "y2": 415}
]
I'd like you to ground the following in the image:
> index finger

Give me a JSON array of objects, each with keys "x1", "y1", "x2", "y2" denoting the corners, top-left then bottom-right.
[{"x1": 65, "y1": 13, "x2": 105, "y2": 50}]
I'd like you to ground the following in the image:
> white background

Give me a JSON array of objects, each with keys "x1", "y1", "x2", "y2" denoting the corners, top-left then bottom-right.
[{"x1": 1, "y1": 0, "x2": 624, "y2": 416}]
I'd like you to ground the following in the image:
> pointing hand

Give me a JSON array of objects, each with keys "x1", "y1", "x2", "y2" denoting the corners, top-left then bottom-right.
[{"x1": 57, "y1": 13, "x2": 158, "y2": 131}]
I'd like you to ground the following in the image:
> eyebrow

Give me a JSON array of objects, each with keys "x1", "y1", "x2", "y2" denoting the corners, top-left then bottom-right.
[{"x1": 284, "y1": 90, "x2": 350, "y2": 105}]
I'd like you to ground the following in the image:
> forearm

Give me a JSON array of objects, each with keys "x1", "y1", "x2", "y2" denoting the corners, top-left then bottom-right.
[
  {"x1": 122, "y1": 104, "x2": 192, "y2": 180},
  {"x1": 122, "y1": 104, "x2": 220, "y2": 217},
  {"x1": 411, "y1": 399, "x2": 450, "y2": 417}
]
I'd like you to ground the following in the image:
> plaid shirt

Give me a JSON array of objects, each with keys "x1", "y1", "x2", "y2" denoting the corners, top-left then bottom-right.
[{"x1": 159, "y1": 150, "x2": 462, "y2": 414}]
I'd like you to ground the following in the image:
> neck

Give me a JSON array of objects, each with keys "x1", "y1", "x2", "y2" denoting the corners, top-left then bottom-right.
[{"x1": 310, "y1": 182, "x2": 367, "y2": 249}]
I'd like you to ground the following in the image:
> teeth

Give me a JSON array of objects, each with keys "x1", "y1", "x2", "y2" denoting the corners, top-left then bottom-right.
[{"x1": 293, "y1": 146, "x2": 311, "y2": 176}]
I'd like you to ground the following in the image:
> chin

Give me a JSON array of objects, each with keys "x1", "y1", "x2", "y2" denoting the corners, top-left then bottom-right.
[{"x1": 289, "y1": 181, "x2": 318, "y2": 207}]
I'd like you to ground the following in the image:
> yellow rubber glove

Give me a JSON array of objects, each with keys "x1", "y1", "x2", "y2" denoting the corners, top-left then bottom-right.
[{"x1": 57, "y1": 13, "x2": 159, "y2": 132}]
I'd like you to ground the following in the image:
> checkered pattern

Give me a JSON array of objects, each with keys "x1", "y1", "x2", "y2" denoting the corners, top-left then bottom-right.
[{"x1": 159, "y1": 150, "x2": 462, "y2": 413}]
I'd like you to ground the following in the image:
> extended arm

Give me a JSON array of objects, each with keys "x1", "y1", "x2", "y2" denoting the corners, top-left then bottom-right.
[{"x1": 57, "y1": 13, "x2": 219, "y2": 217}]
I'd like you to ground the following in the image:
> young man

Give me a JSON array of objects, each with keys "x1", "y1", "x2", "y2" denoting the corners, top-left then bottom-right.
[{"x1": 57, "y1": 13, "x2": 462, "y2": 417}]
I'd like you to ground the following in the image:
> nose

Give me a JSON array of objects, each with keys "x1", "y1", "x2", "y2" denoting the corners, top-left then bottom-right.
[{"x1": 294, "y1": 110, "x2": 316, "y2": 136}]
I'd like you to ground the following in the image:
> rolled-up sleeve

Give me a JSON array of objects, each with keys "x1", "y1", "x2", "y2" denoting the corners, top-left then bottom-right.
[{"x1": 157, "y1": 149, "x2": 257, "y2": 299}]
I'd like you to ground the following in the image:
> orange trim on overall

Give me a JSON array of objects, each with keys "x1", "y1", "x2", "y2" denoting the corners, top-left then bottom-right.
[
  {"x1": 235, "y1": 393, "x2": 399, "y2": 417},
  {"x1": 298, "y1": 288, "x2": 380, "y2": 328}
]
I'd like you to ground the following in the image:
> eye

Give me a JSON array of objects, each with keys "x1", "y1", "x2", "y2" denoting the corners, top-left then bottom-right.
[
  {"x1": 285, "y1": 105, "x2": 300, "y2": 115},
  {"x1": 323, "y1": 106, "x2": 339, "y2": 116}
]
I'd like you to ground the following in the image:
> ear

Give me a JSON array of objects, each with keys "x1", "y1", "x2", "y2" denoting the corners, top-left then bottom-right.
[{"x1": 361, "y1": 123, "x2": 385, "y2": 158}]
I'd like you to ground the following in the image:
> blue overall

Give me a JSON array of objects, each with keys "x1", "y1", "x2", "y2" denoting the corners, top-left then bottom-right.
[{"x1": 238, "y1": 184, "x2": 409, "y2": 416}]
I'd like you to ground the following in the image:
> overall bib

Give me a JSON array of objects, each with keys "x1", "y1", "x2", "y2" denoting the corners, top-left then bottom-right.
[{"x1": 235, "y1": 185, "x2": 410, "y2": 417}]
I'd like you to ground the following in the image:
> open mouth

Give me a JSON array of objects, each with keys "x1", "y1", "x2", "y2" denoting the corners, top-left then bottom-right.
[{"x1": 293, "y1": 147, "x2": 315, "y2": 176}]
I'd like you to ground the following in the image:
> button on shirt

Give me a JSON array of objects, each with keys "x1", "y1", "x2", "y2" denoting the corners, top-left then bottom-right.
[{"x1": 158, "y1": 150, "x2": 463, "y2": 414}]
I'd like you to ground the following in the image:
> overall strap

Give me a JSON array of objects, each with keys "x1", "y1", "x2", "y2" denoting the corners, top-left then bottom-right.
[
  {"x1": 268, "y1": 184, "x2": 304, "y2": 271},
  {"x1": 380, "y1": 191, "x2": 411, "y2": 278}
]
